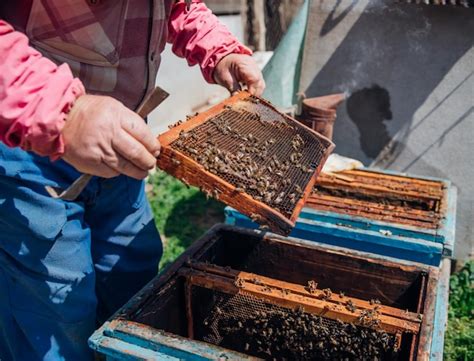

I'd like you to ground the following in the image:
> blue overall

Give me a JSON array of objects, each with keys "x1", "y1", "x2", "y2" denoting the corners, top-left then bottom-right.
[{"x1": 0, "y1": 143, "x2": 163, "y2": 361}]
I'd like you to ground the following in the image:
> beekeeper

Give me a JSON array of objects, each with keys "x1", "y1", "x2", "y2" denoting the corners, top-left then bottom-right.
[{"x1": 0, "y1": 1, "x2": 265, "y2": 360}]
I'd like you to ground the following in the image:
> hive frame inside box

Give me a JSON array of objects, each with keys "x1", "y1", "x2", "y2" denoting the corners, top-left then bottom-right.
[
  {"x1": 156, "y1": 91, "x2": 334, "y2": 235},
  {"x1": 225, "y1": 168, "x2": 457, "y2": 265},
  {"x1": 306, "y1": 168, "x2": 457, "y2": 257},
  {"x1": 89, "y1": 224, "x2": 439, "y2": 361}
]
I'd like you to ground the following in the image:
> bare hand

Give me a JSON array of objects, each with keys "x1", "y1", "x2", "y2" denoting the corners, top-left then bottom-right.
[
  {"x1": 213, "y1": 53, "x2": 266, "y2": 96},
  {"x1": 61, "y1": 95, "x2": 160, "y2": 179}
]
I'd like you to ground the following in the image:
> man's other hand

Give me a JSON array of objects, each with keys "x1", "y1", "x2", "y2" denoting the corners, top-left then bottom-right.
[
  {"x1": 214, "y1": 54, "x2": 265, "y2": 97},
  {"x1": 61, "y1": 95, "x2": 160, "y2": 179}
]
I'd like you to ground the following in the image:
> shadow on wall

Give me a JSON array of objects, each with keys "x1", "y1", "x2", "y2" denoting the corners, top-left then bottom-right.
[
  {"x1": 302, "y1": 1, "x2": 473, "y2": 163},
  {"x1": 346, "y1": 84, "x2": 392, "y2": 158}
]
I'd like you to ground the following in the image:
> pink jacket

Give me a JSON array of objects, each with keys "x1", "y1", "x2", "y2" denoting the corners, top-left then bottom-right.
[{"x1": 0, "y1": 1, "x2": 250, "y2": 158}]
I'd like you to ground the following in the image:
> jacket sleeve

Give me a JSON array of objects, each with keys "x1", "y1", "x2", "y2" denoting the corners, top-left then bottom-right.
[
  {"x1": 0, "y1": 20, "x2": 85, "y2": 159},
  {"x1": 167, "y1": 0, "x2": 252, "y2": 83}
]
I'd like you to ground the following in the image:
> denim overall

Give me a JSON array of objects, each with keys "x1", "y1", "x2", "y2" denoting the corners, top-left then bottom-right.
[{"x1": 0, "y1": 144, "x2": 162, "y2": 360}]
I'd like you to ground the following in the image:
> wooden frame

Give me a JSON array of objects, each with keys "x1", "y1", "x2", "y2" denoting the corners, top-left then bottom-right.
[
  {"x1": 179, "y1": 262, "x2": 422, "y2": 338},
  {"x1": 157, "y1": 91, "x2": 334, "y2": 235}
]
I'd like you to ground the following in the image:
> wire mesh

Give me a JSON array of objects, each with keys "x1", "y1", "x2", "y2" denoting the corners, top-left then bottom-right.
[
  {"x1": 170, "y1": 95, "x2": 331, "y2": 218},
  {"x1": 191, "y1": 285, "x2": 399, "y2": 360}
]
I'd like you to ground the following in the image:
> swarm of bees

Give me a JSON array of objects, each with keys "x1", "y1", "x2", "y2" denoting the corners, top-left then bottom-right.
[
  {"x1": 170, "y1": 99, "x2": 318, "y2": 218},
  {"x1": 215, "y1": 303, "x2": 397, "y2": 360}
]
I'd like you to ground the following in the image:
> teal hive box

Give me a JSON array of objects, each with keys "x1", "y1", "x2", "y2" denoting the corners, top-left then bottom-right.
[
  {"x1": 90, "y1": 225, "x2": 444, "y2": 360},
  {"x1": 225, "y1": 168, "x2": 457, "y2": 266}
]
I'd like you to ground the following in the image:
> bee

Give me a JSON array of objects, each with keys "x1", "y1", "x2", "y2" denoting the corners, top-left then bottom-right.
[
  {"x1": 174, "y1": 139, "x2": 184, "y2": 148},
  {"x1": 250, "y1": 213, "x2": 261, "y2": 222},
  {"x1": 224, "y1": 104, "x2": 232, "y2": 110},
  {"x1": 179, "y1": 130, "x2": 190, "y2": 139},
  {"x1": 295, "y1": 185, "x2": 303, "y2": 194},
  {"x1": 168, "y1": 120, "x2": 183, "y2": 129},
  {"x1": 247, "y1": 96, "x2": 260, "y2": 104},
  {"x1": 202, "y1": 189, "x2": 212, "y2": 199},
  {"x1": 321, "y1": 288, "x2": 332, "y2": 300},
  {"x1": 306, "y1": 280, "x2": 318, "y2": 294},
  {"x1": 211, "y1": 189, "x2": 220, "y2": 200},
  {"x1": 290, "y1": 152, "x2": 299, "y2": 163},
  {"x1": 274, "y1": 192, "x2": 285, "y2": 205},
  {"x1": 171, "y1": 158, "x2": 181, "y2": 166},
  {"x1": 345, "y1": 300, "x2": 357, "y2": 313},
  {"x1": 234, "y1": 277, "x2": 245, "y2": 288},
  {"x1": 263, "y1": 192, "x2": 273, "y2": 203}
]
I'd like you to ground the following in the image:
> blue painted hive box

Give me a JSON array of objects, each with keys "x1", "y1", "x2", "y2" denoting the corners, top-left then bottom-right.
[
  {"x1": 90, "y1": 225, "x2": 441, "y2": 361},
  {"x1": 225, "y1": 168, "x2": 457, "y2": 266}
]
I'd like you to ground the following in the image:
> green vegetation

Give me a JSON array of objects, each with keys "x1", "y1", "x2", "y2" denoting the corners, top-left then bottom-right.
[
  {"x1": 147, "y1": 171, "x2": 225, "y2": 269},
  {"x1": 444, "y1": 260, "x2": 474, "y2": 361}
]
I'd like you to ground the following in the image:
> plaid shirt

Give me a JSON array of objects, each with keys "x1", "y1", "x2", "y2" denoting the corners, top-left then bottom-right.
[
  {"x1": 4, "y1": 0, "x2": 249, "y2": 110},
  {"x1": 0, "y1": 0, "x2": 250, "y2": 156}
]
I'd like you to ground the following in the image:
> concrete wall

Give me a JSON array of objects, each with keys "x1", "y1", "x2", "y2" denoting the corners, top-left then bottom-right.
[{"x1": 299, "y1": 0, "x2": 473, "y2": 259}]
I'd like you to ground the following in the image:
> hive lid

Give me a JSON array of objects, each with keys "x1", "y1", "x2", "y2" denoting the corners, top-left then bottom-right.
[{"x1": 157, "y1": 91, "x2": 334, "y2": 235}]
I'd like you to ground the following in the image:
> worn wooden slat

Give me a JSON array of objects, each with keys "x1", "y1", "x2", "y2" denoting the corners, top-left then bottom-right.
[
  {"x1": 107, "y1": 320, "x2": 261, "y2": 361},
  {"x1": 189, "y1": 261, "x2": 422, "y2": 323},
  {"x1": 179, "y1": 267, "x2": 422, "y2": 335},
  {"x1": 308, "y1": 194, "x2": 440, "y2": 223}
]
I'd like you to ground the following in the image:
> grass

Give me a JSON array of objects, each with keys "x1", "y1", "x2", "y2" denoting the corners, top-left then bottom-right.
[
  {"x1": 147, "y1": 171, "x2": 473, "y2": 359},
  {"x1": 444, "y1": 260, "x2": 474, "y2": 361},
  {"x1": 146, "y1": 170, "x2": 225, "y2": 269}
]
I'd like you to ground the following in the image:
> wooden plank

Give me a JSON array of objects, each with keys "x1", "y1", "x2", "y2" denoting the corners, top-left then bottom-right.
[
  {"x1": 189, "y1": 262, "x2": 422, "y2": 323},
  {"x1": 179, "y1": 267, "x2": 422, "y2": 335},
  {"x1": 307, "y1": 194, "x2": 440, "y2": 222},
  {"x1": 107, "y1": 320, "x2": 261, "y2": 361},
  {"x1": 315, "y1": 179, "x2": 442, "y2": 203},
  {"x1": 416, "y1": 268, "x2": 439, "y2": 361}
]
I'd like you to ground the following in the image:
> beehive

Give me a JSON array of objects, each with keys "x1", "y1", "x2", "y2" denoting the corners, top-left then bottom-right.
[
  {"x1": 226, "y1": 168, "x2": 457, "y2": 265},
  {"x1": 308, "y1": 170, "x2": 447, "y2": 231},
  {"x1": 90, "y1": 225, "x2": 439, "y2": 361},
  {"x1": 157, "y1": 91, "x2": 334, "y2": 235}
]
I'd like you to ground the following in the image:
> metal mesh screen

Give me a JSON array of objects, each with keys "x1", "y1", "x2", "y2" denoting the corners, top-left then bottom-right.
[
  {"x1": 171, "y1": 96, "x2": 330, "y2": 218},
  {"x1": 191, "y1": 285, "x2": 399, "y2": 360}
]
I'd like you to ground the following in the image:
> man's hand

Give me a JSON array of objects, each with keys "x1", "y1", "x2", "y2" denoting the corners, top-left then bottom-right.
[
  {"x1": 61, "y1": 95, "x2": 160, "y2": 180},
  {"x1": 214, "y1": 54, "x2": 265, "y2": 96}
]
